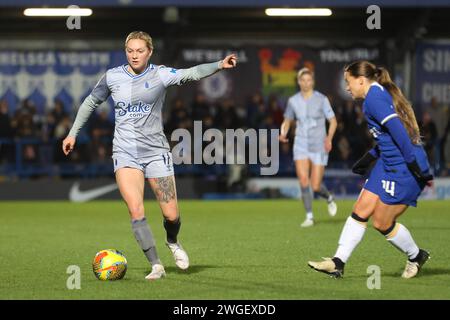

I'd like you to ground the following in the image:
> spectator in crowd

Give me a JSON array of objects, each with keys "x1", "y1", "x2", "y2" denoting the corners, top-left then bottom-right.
[
  {"x1": 419, "y1": 111, "x2": 438, "y2": 172},
  {"x1": 268, "y1": 95, "x2": 284, "y2": 128},
  {"x1": 167, "y1": 98, "x2": 191, "y2": 134},
  {"x1": 0, "y1": 100, "x2": 14, "y2": 138},
  {"x1": 53, "y1": 114, "x2": 73, "y2": 163},
  {"x1": 191, "y1": 93, "x2": 212, "y2": 122},
  {"x1": 22, "y1": 144, "x2": 38, "y2": 164},
  {"x1": 329, "y1": 114, "x2": 351, "y2": 167},
  {"x1": 341, "y1": 99, "x2": 356, "y2": 128},
  {"x1": 88, "y1": 109, "x2": 114, "y2": 162},
  {"x1": 441, "y1": 111, "x2": 450, "y2": 175},
  {"x1": 428, "y1": 97, "x2": 449, "y2": 174},
  {"x1": 10, "y1": 99, "x2": 41, "y2": 164},
  {"x1": 45, "y1": 99, "x2": 68, "y2": 140},
  {"x1": 0, "y1": 100, "x2": 15, "y2": 163},
  {"x1": 347, "y1": 104, "x2": 371, "y2": 160},
  {"x1": 215, "y1": 98, "x2": 240, "y2": 130},
  {"x1": 11, "y1": 99, "x2": 39, "y2": 138},
  {"x1": 278, "y1": 140, "x2": 294, "y2": 175},
  {"x1": 253, "y1": 100, "x2": 268, "y2": 129},
  {"x1": 246, "y1": 93, "x2": 266, "y2": 129},
  {"x1": 89, "y1": 109, "x2": 114, "y2": 141},
  {"x1": 51, "y1": 99, "x2": 67, "y2": 124}
]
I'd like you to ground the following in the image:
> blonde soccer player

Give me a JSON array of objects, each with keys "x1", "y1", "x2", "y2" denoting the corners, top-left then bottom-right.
[
  {"x1": 63, "y1": 31, "x2": 237, "y2": 280},
  {"x1": 279, "y1": 68, "x2": 338, "y2": 227}
]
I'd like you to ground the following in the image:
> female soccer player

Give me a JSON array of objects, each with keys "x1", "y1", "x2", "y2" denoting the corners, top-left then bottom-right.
[
  {"x1": 279, "y1": 68, "x2": 338, "y2": 227},
  {"x1": 62, "y1": 31, "x2": 237, "y2": 280},
  {"x1": 308, "y1": 61, "x2": 433, "y2": 279}
]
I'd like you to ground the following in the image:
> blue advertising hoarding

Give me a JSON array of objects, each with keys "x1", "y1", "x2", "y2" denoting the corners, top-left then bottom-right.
[{"x1": 415, "y1": 41, "x2": 450, "y2": 109}]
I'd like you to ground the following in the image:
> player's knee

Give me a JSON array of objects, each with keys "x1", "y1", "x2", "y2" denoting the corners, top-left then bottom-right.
[
  {"x1": 352, "y1": 202, "x2": 363, "y2": 214},
  {"x1": 372, "y1": 218, "x2": 390, "y2": 232},
  {"x1": 299, "y1": 176, "x2": 310, "y2": 187},
  {"x1": 164, "y1": 212, "x2": 179, "y2": 222},
  {"x1": 127, "y1": 203, "x2": 145, "y2": 219},
  {"x1": 353, "y1": 200, "x2": 373, "y2": 218}
]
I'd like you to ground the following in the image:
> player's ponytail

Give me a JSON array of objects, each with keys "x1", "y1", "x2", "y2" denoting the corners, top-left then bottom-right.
[
  {"x1": 375, "y1": 66, "x2": 421, "y2": 144},
  {"x1": 345, "y1": 61, "x2": 421, "y2": 144}
]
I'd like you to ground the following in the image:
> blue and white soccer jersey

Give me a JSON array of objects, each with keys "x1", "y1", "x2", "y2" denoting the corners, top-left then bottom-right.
[
  {"x1": 284, "y1": 91, "x2": 335, "y2": 165},
  {"x1": 90, "y1": 64, "x2": 190, "y2": 178},
  {"x1": 362, "y1": 82, "x2": 430, "y2": 206}
]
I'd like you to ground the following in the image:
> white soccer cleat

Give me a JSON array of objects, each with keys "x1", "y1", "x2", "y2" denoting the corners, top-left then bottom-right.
[
  {"x1": 300, "y1": 218, "x2": 314, "y2": 228},
  {"x1": 145, "y1": 264, "x2": 166, "y2": 280},
  {"x1": 308, "y1": 257, "x2": 344, "y2": 278},
  {"x1": 402, "y1": 261, "x2": 420, "y2": 279},
  {"x1": 328, "y1": 200, "x2": 337, "y2": 217},
  {"x1": 166, "y1": 242, "x2": 189, "y2": 270},
  {"x1": 401, "y1": 249, "x2": 430, "y2": 279}
]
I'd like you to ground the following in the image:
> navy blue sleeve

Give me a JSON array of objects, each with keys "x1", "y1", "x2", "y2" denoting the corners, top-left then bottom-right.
[
  {"x1": 368, "y1": 145, "x2": 380, "y2": 158},
  {"x1": 383, "y1": 116, "x2": 415, "y2": 163},
  {"x1": 365, "y1": 88, "x2": 397, "y2": 125}
]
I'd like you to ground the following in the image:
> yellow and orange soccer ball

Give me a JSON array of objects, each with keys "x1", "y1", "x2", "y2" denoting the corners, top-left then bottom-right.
[{"x1": 92, "y1": 249, "x2": 127, "y2": 280}]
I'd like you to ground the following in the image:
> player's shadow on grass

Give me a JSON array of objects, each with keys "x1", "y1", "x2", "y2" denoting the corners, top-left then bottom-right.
[
  {"x1": 165, "y1": 265, "x2": 220, "y2": 275},
  {"x1": 411, "y1": 226, "x2": 450, "y2": 231},
  {"x1": 384, "y1": 268, "x2": 450, "y2": 278},
  {"x1": 138, "y1": 265, "x2": 219, "y2": 276},
  {"x1": 420, "y1": 268, "x2": 450, "y2": 276},
  {"x1": 315, "y1": 218, "x2": 347, "y2": 225}
]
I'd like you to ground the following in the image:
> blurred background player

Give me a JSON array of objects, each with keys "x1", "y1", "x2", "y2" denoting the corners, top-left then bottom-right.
[
  {"x1": 62, "y1": 31, "x2": 237, "y2": 280},
  {"x1": 279, "y1": 67, "x2": 338, "y2": 227},
  {"x1": 308, "y1": 61, "x2": 433, "y2": 279}
]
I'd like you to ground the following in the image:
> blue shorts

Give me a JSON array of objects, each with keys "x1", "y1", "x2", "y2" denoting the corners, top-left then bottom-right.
[{"x1": 364, "y1": 160, "x2": 425, "y2": 207}]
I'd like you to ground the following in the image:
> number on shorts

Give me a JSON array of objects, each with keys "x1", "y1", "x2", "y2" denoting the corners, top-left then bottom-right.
[{"x1": 381, "y1": 180, "x2": 395, "y2": 197}]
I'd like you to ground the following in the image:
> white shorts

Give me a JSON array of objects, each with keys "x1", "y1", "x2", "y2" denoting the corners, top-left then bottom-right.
[
  {"x1": 112, "y1": 152, "x2": 174, "y2": 178},
  {"x1": 293, "y1": 146, "x2": 329, "y2": 166}
]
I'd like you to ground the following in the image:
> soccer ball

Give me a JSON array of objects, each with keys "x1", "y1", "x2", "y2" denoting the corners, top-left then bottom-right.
[{"x1": 92, "y1": 249, "x2": 127, "y2": 281}]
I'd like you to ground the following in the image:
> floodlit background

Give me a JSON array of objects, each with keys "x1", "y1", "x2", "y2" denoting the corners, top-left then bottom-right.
[
  {"x1": 0, "y1": 0, "x2": 449, "y2": 200},
  {"x1": 0, "y1": 0, "x2": 449, "y2": 300}
]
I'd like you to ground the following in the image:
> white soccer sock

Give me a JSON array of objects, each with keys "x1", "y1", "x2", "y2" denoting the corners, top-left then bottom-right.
[
  {"x1": 334, "y1": 215, "x2": 367, "y2": 263},
  {"x1": 306, "y1": 212, "x2": 314, "y2": 220},
  {"x1": 386, "y1": 223, "x2": 420, "y2": 260}
]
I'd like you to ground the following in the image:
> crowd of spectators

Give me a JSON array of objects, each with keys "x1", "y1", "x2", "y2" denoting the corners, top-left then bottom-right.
[{"x1": 0, "y1": 92, "x2": 449, "y2": 178}]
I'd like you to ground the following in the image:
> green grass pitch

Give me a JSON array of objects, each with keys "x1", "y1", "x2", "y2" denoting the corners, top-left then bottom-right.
[{"x1": 1, "y1": 199, "x2": 449, "y2": 300}]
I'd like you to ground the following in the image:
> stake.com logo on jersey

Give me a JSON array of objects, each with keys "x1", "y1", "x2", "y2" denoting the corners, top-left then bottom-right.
[{"x1": 115, "y1": 101, "x2": 154, "y2": 118}]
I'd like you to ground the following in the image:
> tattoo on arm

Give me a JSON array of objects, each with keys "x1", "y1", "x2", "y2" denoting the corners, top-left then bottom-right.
[{"x1": 153, "y1": 176, "x2": 176, "y2": 203}]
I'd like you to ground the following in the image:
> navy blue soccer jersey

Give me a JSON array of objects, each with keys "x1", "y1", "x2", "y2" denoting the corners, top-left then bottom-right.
[
  {"x1": 363, "y1": 82, "x2": 410, "y2": 169},
  {"x1": 362, "y1": 82, "x2": 430, "y2": 206}
]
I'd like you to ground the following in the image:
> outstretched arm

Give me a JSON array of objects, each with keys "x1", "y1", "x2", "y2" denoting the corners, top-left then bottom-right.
[{"x1": 158, "y1": 54, "x2": 237, "y2": 87}]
